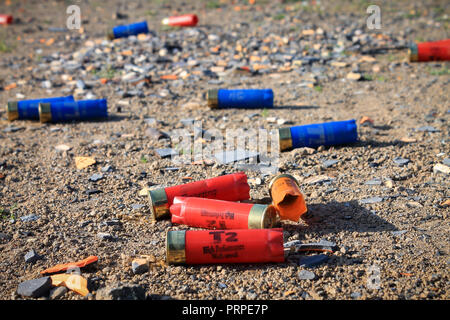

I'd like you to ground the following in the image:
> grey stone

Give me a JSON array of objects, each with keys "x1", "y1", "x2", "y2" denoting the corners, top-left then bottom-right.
[
  {"x1": 101, "y1": 165, "x2": 112, "y2": 172},
  {"x1": 392, "y1": 230, "x2": 407, "y2": 237},
  {"x1": 3, "y1": 126, "x2": 24, "y2": 133},
  {"x1": 144, "y1": 118, "x2": 157, "y2": 126},
  {"x1": 97, "y1": 233, "x2": 116, "y2": 241},
  {"x1": 365, "y1": 178, "x2": 382, "y2": 185},
  {"x1": 298, "y1": 270, "x2": 316, "y2": 280},
  {"x1": 417, "y1": 126, "x2": 439, "y2": 132},
  {"x1": 20, "y1": 214, "x2": 39, "y2": 222},
  {"x1": 156, "y1": 148, "x2": 178, "y2": 159},
  {"x1": 218, "y1": 283, "x2": 227, "y2": 289},
  {"x1": 131, "y1": 261, "x2": 149, "y2": 275},
  {"x1": 89, "y1": 173, "x2": 104, "y2": 182},
  {"x1": 443, "y1": 158, "x2": 450, "y2": 166},
  {"x1": 85, "y1": 189, "x2": 101, "y2": 195},
  {"x1": 318, "y1": 239, "x2": 337, "y2": 248},
  {"x1": 96, "y1": 284, "x2": 146, "y2": 300},
  {"x1": 0, "y1": 232, "x2": 11, "y2": 241},
  {"x1": 49, "y1": 286, "x2": 68, "y2": 300},
  {"x1": 101, "y1": 219, "x2": 121, "y2": 226},
  {"x1": 17, "y1": 277, "x2": 52, "y2": 298},
  {"x1": 393, "y1": 157, "x2": 410, "y2": 167},
  {"x1": 359, "y1": 197, "x2": 384, "y2": 204},
  {"x1": 322, "y1": 159, "x2": 339, "y2": 168},
  {"x1": 350, "y1": 292, "x2": 362, "y2": 299},
  {"x1": 24, "y1": 249, "x2": 42, "y2": 263},
  {"x1": 180, "y1": 118, "x2": 195, "y2": 126},
  {"x1": 131, "y1": 204, "x2": 145, "y2": 210},
  {"x1": 76, "y1": 79, "x2": 86, "y2": 90},
  {"x1": 41, "y1": 80, "x2": 52, "y2": 89}
]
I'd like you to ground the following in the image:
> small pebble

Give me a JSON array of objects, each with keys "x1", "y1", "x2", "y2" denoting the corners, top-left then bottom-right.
[
  {"x1": 24, "y1": 249, "x2": 42, "y2": 263},
  {"x1": 298, "y1": 270, "x2": 316, "y2": 280},
  {"x1": 89, "y1": 173, "x2": 104, "y2": 182}
]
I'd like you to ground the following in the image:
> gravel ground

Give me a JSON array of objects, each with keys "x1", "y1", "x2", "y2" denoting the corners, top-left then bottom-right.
[{"x1": 0, "y1": 0, "x2": 449, "y2": 300}]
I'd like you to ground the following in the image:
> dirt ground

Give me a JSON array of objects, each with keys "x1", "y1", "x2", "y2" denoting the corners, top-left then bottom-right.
[{"x1": 0, "y1": 0, "x2": 449, "y2": 300}]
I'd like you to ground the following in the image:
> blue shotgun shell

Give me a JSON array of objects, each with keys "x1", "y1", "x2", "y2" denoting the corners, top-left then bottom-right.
[
  {"x1": 207, "y1": 89, "x2": 274, "y2": 109},
  {"x1": 278, "y1": 119, "x2": 358, "y2": 151},
  {"x1": 39, "y1": 99, "x2": 108, "y2": 123},
  {"x1": 107, "y1": 21, "x2": 149, "y2": 40},
  {"x1": 6, "y1": 96, "x2": 75, "y2": 121}
]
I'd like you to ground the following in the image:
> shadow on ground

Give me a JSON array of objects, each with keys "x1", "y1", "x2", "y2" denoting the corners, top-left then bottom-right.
[{"x1": 284, "y1": 200, "x2": 397, "y2": 236}]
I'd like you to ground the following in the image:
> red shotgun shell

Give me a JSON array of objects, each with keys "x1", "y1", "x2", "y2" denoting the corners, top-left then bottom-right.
[
  {"x1": 170, "y1": 197, "x2": 278, "y2": 229},
  {"x1": 166, "y1": 228, "x2": 285, "y2": 265},
  {"x1": 0, "y1": 14, "x2": 13, "y2": 25},
  {"x1": 161, "y1": 14, "x2": 198, "y2": 27},
  {"x1": 148, "y1": 172, "x2": 250, "y2": 220},
  {"x1": 409, "y1": 39, "x2": 450, "y2": 62}
]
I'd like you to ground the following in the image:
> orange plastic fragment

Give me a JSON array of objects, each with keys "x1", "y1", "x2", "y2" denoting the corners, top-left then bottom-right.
[
  {"x1": 400, "y1": 272, "x2": 414, "y2": 277},
  {"x1": 4, "y1": 83, "x2": 17, "y2": 91},
  {"x1": 121, "y1": 50, "x2": 133, "y2": 56},
  {"x1": 41, "y1": 255, "x2": 98, "y2": 275},
  {"x1": 360, "y1": 116, "x2": 374, "y2": 125},
  {"x1": 50, "y1": 274, "x2": 89, "y2": 296},
  {"x1": 160, "y1": 74, "x2": 178, "y2": 80},
  {"x1": 99, "y1": 78, "x2": 109, "y2": 84}
]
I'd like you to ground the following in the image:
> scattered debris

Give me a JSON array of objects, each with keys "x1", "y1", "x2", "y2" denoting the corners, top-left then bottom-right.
[
  {"x1": 75, "y1": 156, "x2": 96, "y2": 169},
  {"x1": 41, "y1": 256, "x2": 98, "y2": 275},
  {"x1": 50, "y1": 273, "x2": 89, "y2": 296}
]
